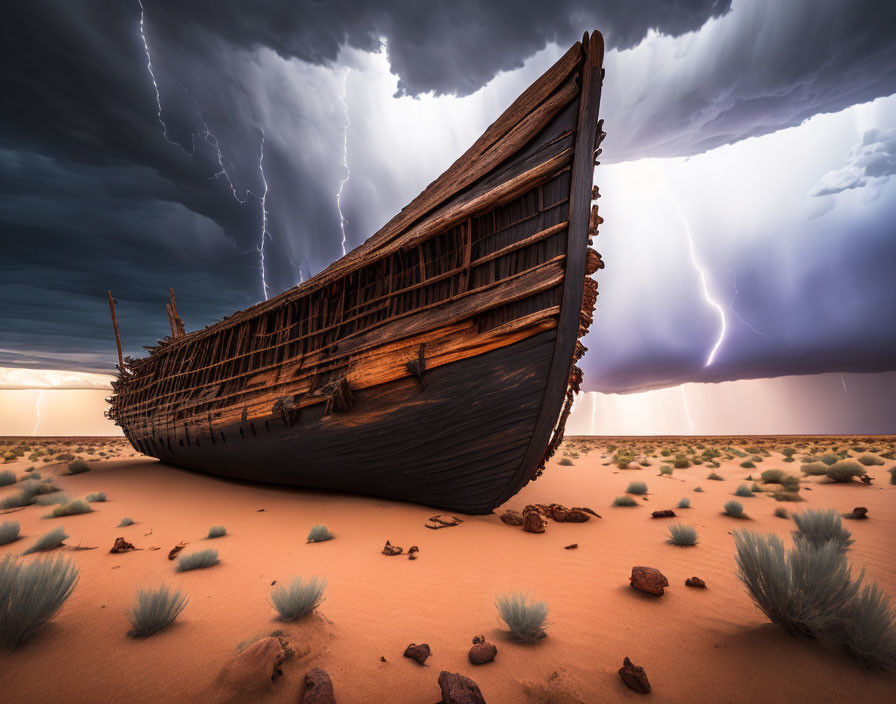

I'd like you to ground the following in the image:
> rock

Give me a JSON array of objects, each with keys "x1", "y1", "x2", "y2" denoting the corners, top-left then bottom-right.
[
  {"x1": 562, "y1": 509, "x2": 592, "y2": 522},
  {"x1": 382, "y1": 540, "x2": 403, "y2": 556},
  {"x1": 564, "y1": 543, "x2": 578, "y2": 550},
  {"x1": 619, "y1": 657, "x2": 650, "y2": 694},
  {"x1": 549, "y1": 504, "x2": 571, "y2": 522},
  {"x1": 685, "y1": 576, "x2": 706, "y2": 588},
  {"x1": 438, "y1": 671, "x2": 486, "y2": 704},
  {"x1": 630, "y1": 566, "x2": 669, "y2": 596},
  {"x1": 408, "y1": 545, "x2": 419, "y2": 559},
  {"x1": 302, "y1": 667, "x2": 335, "y2": 704},
  {"x1": 651, "y1": 510, "x2": 676, "y2": 518},
  {"x1": 522, "y1": 507, "x2": 547, "y2": 534},
  {"x1": 167, "y1": 542, "x2": 186, "y2": 560},
  {"x1": 404, "y1": 642, "x2": 431, "y2": 665},
  {"x1": 499, "y1": 509, "x2": 524, "y2": 526},
  {"x1": 850, "y1": 507, "x2": 868, "y2": 519},
  {"x1": 468, "y1": 636, "x2": 497, "y2": 665},
  {"x1": 573, "y1": 506, "x2": 601, "y2": 518},
  {"x1": 110, "y1": 537, "x2": 136, "y2": 553}
]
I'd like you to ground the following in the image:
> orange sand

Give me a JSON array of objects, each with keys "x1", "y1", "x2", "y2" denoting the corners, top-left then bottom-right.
[{"x1": 1, "y1": 437, "x2": 895, "y2": 703}]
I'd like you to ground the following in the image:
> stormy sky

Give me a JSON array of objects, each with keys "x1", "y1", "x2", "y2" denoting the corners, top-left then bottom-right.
[{"x1": 1, "y1": 0, "x2": 895, "y2": 394}]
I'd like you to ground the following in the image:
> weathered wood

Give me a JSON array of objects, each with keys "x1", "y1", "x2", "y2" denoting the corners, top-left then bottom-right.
[
  {"x1": 109, "y1": 32, "x2": 606, "y2": 514},
  {"x1": 107, "y1": 290, "x2": 123, "y2": 368}
]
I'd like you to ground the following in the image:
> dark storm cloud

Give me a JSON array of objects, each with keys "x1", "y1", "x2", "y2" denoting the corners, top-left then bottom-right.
[{"x1": 1, "y1": 0, "x2": 895, "y2": 393}]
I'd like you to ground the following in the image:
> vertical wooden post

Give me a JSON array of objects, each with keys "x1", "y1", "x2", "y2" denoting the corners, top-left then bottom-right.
[{"x1": 107, "y1": 290, "x2": 124, "y2": 368}]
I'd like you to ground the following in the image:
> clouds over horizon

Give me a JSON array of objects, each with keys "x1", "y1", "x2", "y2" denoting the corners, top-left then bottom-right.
[{"x1": 1, "y1": 0, "x2": 896, "y2": 394}]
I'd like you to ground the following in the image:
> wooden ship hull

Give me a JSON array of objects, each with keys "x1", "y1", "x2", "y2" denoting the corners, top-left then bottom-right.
[{"x1": 108, "y1": 31, "x2": 606, "y2": 514}]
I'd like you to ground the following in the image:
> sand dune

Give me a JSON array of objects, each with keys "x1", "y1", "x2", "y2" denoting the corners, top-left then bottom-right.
[{"x1": 1, "y1": 436, "x2": 895, "y2": 702}]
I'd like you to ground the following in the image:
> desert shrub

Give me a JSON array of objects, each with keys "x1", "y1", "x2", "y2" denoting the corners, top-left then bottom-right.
[
  {"x1": 724, "y1": 500, "x2": 745, "y2": 518},
  {"x1": 740, "y1": 461, "x2": 756, "y2": 469},
  {"x1": 626, "y1": 481, "x2": 648, "y2": 495},
  {"x1": 677, "y1": 497, "x2": 690, "y2": 508},
  {"x1": 118, "y1": 517, "x2": 134, "y2": 527},
  {"x1": 0, "y1": 521, "x2": 20, "y2": 545},
  {"x1": 857, "y1": 454, "x2": 884, "y2": 467},
  {"x1": 557, "y1": 457, "x2": 574, "y2": 466},
  {"x1": 707, "y1": 472, "x2": 724, "y2": 481},
  {"x1": 614, "y1": 453, "x2": 633, "y2": 469},
  {"x1": 659, "y1": 465, "x2": 673, "y2": 476},
  {"x1": 86, "y1": 492, "x2": 106, "y2": 502},
  {"x1": 772, "y1": 491, "x2": 803, "y2": 502},
  {"x1": 127, "y1": 584, "x2": 188, "y2": 638},
  {"x1": 271, "y1": 576, "x2": 326, "y2": 621},
  {"x1": 744, "y1": 474, "x2": 754, "y2": 481},
  {"x1": 890, "y1": 467, "x2": 896, "y2": 485},
  {"x1": 0, "y1": 470, "x2": 16, "y2": 486},
  {"x1": 734, "y1": 530, "x2": 896, "y2": 670},
  {"x1": 668, "y1": 523, "x2": 698, "y2": 547},
  {"x1": 206, "y1": 526, "x2": 226, "y2": 539},
  {"x1": 826, "y1": 461, "x2": 866, "y2": 483},
  {"x1": 781, "y1": 447, "x2": 796, "y2": 461},
  {"x1": 176, "y1": 549, "x2": 219, "y2": 572},
  {"x1": 55, "y1": 453, "x2": 74, "y2": 462},
  {"x1": 0, "y1": 554, "x2": 79, "y2": 649},
  {"x1": 613, "y1": 496, "x2": 637, "y2": 507},
  {"x1": 306, "y1": 525, "x2": 333, "y2": 543},
  {"x1": 35, "y1": 493, "x2": 70, "y2": 506},
  {"x1": 672, "y1": 455, "x2": 691, "y2": 469},
  {"x1": 496, "y1": 593, "x2": 548, "y2": 642},
  {"x1": 735, "y1": 484, "x2": 754, "y2": 497},
  {"x1": 792, "y1": 509, "x2": 853, "y2": 553},
  {"x1": 23, "y1": 527, "x2": 68, "y2": 554},
  {"x1": 49, "y1": 499, "x2": 92, "y2": 518},
  {"x1": 693, "y1": 486, "x2": 704, "y2": 492},
  {"x1": 761, "y1": 469, "x2": 786, "y2": 484},
  {"x1": 751, "y1": 482, "x2": 763, "y2": 492},
  {"x1": 66, "y1": 459, "x2": 89, "y2": 474},
  {"x1": 774, "y1": 507, "x2": 789, "y2": 519},
  {"x1": 744, "y1": 445, "x2": 761, "y2": 455},
  {"x1": 801, "y1": 461, "x2": 830, "y2": 476},
  {"x1": 819, "y1": 453, "x2": 839, "y2": 466},
  {"x1": 661, "y1": 449, "x2": 671, "y2": 457}
]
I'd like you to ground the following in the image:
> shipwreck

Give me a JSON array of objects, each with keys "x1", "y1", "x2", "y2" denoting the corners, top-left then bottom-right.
[{"x1": 108, "y1": 31, "x2": 606, "y2": 514}]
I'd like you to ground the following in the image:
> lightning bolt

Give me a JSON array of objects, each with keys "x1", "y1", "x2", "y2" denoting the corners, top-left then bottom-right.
[
  {"x1": 336, "y1": 68, "x2": 351, "y2": 257},
  {"x1": 726, "y1": 263, "x2": 766, "y2": 336},
  {"x1": 590, "y1": 392, "x2": 597, "y2": 435},
  {"x1": 137, "y1": 0, "x2": 276, "y2": 300},
  {"x1": 32, "y1": 390, "x2": 44, "y2": 436},
  {"x1": 256, "y1": 131, "x2": 271, "y2": 300},
  {"x1": 660, "y1": 176, "x2": 727, "y2": 367},
  {"x1": 840, "y1": 375, "x2": 848, "y2": 393}
]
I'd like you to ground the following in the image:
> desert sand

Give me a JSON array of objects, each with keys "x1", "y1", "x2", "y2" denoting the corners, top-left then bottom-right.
[{"x1": 1, "y1": 436, "x2": 895, "y2": 703}]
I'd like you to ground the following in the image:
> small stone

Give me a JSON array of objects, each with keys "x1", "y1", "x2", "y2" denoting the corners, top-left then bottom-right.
[
  {"x1": 438, "y1": 671, "x2": 486, "y2": 704},
  {"x1": 850, "y1": 507, "x2": 868, "y2": 519},
  {"x1": 110, "y1": 537, "x2": 136, "y2": 553},
  {"x1": 630, "y1": 566, "x2": 669, "y2": 596},
  {"x1": 651, "y1": 510, "x2": 676, "y2": 518},
  {"x1": 499, "y1": 509, "x2": 524, "y2": 526},
  {"x1": 408, "y1": 545, "x2": 419, "y2": 560},
  {"x1": 619, "y1": 656, "x2": 650, "y2": 694},
  {"x1": 685, "y1": 576, "x2": 706, "y2": 588},
  {"x1": 564, "y1": 543, "x2": 578, "y2": 550},
  {"x1": 380, "y1": 656, "x2": 387, "y2": 662},
  {"x1": 382, "y1": 540, "x2": 403, "y2": 556},
  {"x1": 404, "y1": 642, "x2": 431, "y2": 665},
  {"x1": 468, "y1": 636, "x2": 497, "y2": 665},
  {"x1": 302, "y1": 667, "x2": 335, "y2": 704},
  {"x1": 167, "y1": 543, "x2": 186, "y2": 560}
]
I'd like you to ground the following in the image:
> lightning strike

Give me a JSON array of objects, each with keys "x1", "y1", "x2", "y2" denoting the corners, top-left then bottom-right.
[
  {"x1": 661, "y1": 177, "x2": 727, "y2": 367},
  {"x1": 841, "y1": 375, "x2": 848, "y2": 393},
  {"x1": 136, "y1": 1, "x2": 280, "y2": 300},
  {"x1": 32, "y1": 390, "x2": 44, "y2": 436},
  {"x1": 336, "y1": 68, "x2": 351, "y2": 257},
  {"x1": 726, "y1": 263, "x2": 766, "y2": 336},
  {"x1": 256, "y1": 132, "x2": 271, "y2": 300},
  {"x1": 590, "y1": 391, "x2": 597, "y2": 435}
]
